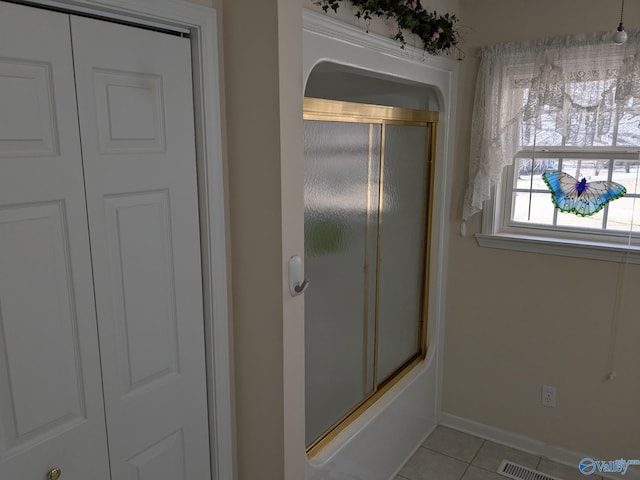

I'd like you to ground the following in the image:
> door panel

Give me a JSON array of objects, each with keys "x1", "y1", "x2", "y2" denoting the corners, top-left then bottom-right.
[
  {"x1": 70, "y1": 16, "x2": 211, "y2": 480},
  {"x1": 0, "y1": 60, "x2": 58, "y2": 157},
  {"x1": 103, "y1": 191, "x2": 180, "y2": 397},
  {"x1": 0, "y1": 3, "x2": 110, "y2": 478},
  {"x1": 0, "y1": 203, "x2": 87, "y2": 442},
  {"x1": 92, "y1": 69, "x2": 166, "y2": 154},
  {"x1": 124, "y1": 429, "x2": 187, "y2": 480}
]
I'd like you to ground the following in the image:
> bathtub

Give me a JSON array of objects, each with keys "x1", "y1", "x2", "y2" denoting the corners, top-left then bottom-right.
[{"x1": 306, "y1": 346, "x2": 440, "y2": 479}]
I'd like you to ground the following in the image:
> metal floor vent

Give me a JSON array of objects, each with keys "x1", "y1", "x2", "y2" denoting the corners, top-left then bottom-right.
[{"x1": 497, "y1": 460, "x2": 564, "y2": 480}]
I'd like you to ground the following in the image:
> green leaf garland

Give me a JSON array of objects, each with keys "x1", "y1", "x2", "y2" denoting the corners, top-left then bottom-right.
[{"x1": 315, "y1": 0, "x2": 461, "y2": 58}]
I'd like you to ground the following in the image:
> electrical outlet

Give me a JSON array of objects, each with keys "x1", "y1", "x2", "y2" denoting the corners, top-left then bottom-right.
[{"x1": 542, "y1": 384, "x2": 556, "y2": 407}]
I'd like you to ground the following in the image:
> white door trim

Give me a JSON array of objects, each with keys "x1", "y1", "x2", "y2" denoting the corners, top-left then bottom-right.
[{"x1": 17, "y1": 1, "x2": 233, "y2": 479}]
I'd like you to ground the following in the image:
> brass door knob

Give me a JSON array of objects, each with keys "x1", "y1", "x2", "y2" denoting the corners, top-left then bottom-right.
[{"x1": 47, "y1": 468, "x2": 61, "y2": 480}]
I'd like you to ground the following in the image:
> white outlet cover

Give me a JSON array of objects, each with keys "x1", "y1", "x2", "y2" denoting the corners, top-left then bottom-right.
[{"x1": 542, "y1": 385, "x2": 556, "y2": 407}]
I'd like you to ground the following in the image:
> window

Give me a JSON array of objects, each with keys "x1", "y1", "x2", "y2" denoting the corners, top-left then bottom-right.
[
  {"x1": 466, "y1": 32, "x2": 640, "y2": 260},
  {"x1": 506, "y1": 150, "x2": 640, "y2": 241}
]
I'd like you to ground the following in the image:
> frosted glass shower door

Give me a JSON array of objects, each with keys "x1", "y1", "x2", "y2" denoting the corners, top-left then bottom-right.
[
  {"x1": 304, "y1": 120, "x2": 380, "y2": 445},
  {"x1": 303, "y1": 98, "x2": 438, "y2": 452},
  {"x1": 376, "y1": 125, "x2": 430, "y2": 383}
]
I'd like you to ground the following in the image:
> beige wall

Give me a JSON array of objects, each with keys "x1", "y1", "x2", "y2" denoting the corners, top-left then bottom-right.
[
  {"x1": 446, "y1": 0, "x2": 640, "y2": 458},
  {"x1": 222, "y1": 0, "x2": 305, "y2": 479}
]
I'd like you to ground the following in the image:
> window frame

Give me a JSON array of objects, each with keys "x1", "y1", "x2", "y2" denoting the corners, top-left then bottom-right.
[
  {"x1": 478, "y1": 146, "x2": 640, "y2": 264},
  {"x1": 508, "y1": 148, "x2": 640, "y2": 232}
]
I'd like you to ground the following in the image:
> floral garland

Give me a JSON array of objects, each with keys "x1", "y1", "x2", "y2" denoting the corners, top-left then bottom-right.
[{"x1": 315, "y1": 0, "x2": 461, "y2": 57}]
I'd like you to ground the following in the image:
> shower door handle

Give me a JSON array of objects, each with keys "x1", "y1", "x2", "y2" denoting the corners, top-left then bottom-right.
[{"x1": 288, "y1": 255, "x2": 309, "y2": 297}]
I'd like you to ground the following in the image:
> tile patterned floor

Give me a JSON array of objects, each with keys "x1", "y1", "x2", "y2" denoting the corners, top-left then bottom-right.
[{"x1": 394, "y1": 426, "x2": 605, "y2": 480}]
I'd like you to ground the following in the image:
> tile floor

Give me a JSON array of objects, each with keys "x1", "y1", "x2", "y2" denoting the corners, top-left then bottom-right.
[{"x1": 394, "y1": 425, "x2": 604, "y2": 480}]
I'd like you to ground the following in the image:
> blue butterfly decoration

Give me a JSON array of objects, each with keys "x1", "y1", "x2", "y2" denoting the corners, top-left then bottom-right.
[{"x1": 542, "y1": 170, "x2": 627, "y2": 217}]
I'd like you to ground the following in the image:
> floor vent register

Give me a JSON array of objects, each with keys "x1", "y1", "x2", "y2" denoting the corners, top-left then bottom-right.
[{"x1": 497, "y1": 459, "x2": 564, "y2": 480}]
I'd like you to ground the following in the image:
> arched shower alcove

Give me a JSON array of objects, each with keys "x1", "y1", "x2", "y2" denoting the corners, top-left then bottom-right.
[
  {"x1": 303, "y1": 10, "x2": 458, "y2": 480},
  {"x1": 305, "y1": 61, "x2": 442, "y2": 110}
]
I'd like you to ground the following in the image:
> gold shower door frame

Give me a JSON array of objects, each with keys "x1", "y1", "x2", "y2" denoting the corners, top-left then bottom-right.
[{"x1": 303, "y1": 97, "x2": 439, "y2": 456}]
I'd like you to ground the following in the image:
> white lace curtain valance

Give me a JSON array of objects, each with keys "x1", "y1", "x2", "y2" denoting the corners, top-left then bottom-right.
[{"x1": 463, "y1": 29, "x2": 640, "y2": 221}]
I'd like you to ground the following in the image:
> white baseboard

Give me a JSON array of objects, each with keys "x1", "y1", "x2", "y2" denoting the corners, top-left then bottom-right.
[{"x1": 439, "y1": 412, "x2": 640, "y2": 480}]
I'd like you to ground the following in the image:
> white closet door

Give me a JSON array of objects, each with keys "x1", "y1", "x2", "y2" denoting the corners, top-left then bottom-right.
[
  {"x1": 70, "y1": 16, "x2": 211, "y2": 480},
  {"x1": 0, "y1": 3, "x2": 110, "y2": 479}
]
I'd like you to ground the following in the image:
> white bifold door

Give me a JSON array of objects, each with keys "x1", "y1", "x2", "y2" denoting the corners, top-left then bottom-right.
[{"x1": 0, "y1": 2, "x2": 211, "y2": 479}]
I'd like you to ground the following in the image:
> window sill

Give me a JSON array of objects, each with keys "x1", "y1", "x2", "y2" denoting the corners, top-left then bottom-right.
[{"x1": 476, "y1": 232, "x2": 640, "y2": 264}]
